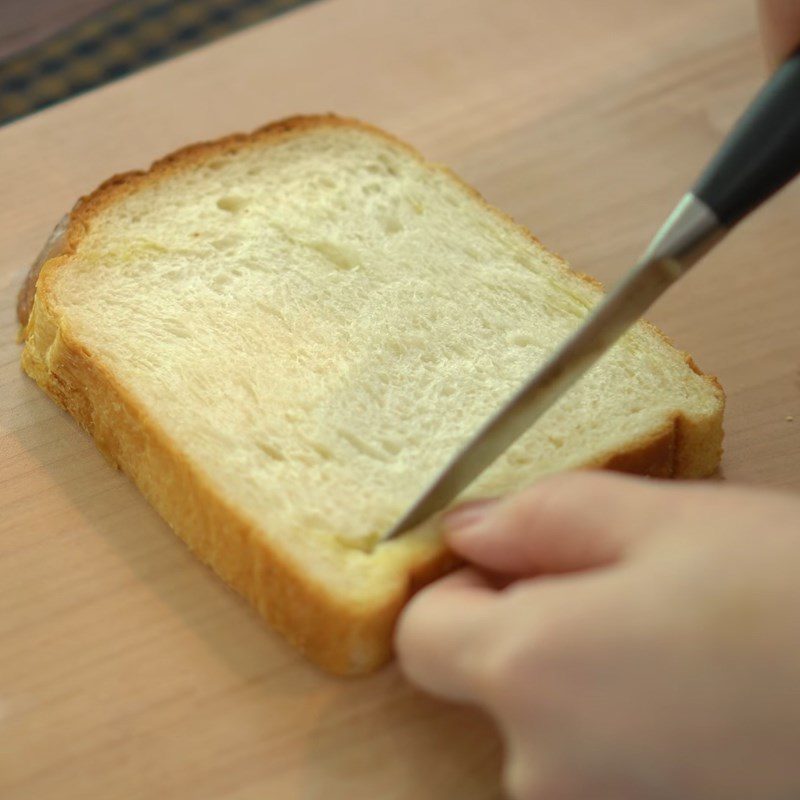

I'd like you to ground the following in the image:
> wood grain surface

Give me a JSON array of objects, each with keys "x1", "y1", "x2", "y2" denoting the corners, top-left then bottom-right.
[{"x1": 1, "y1": 1, "x2": 798, "y2": 798}]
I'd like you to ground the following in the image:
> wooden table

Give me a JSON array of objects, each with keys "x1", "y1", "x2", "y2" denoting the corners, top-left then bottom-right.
[{"x1": 1, "y1": 1, "x2": 798, "y2": 797}]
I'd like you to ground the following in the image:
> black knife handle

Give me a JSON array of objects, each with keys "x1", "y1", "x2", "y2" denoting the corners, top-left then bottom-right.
[{"x1": 693, "y1": 48, "x2": 800, "y2": 227}]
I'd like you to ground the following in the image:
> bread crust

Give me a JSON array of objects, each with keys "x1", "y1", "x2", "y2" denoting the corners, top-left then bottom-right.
[{"x1": 17, "y1": 114, "x2": 724, "y2": 675}]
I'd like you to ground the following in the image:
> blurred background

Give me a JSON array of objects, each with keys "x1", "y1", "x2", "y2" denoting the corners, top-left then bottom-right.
[{"x1": 0, "y1": 0, "x2": 313, "y2": 125}]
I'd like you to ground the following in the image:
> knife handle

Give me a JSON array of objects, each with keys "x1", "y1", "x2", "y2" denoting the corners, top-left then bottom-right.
[{"x1": 693, "y1": 48, "x2": 800, "y2": 227}]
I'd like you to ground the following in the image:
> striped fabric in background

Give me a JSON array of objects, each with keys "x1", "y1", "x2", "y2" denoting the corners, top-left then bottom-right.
[{"x1": 0, "y1": 0, "x2": 314, "y2": 126}]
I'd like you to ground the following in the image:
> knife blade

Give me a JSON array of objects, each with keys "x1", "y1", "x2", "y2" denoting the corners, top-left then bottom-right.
[{"x1": 383, "y1": 194, "x2": 723, "y2": 540}]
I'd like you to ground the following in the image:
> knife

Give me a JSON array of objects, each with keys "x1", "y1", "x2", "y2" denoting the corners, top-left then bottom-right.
[{"x1": 383, "y1": 47, "x2": 800, "y2": 541}]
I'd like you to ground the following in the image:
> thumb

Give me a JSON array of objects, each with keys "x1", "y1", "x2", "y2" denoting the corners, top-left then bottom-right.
[
  {"x1": 444, "y1": 471, "x2": 678, "y2": 576},
  {"x1": 758, "y1": 0, "x2": 800, "y2": 69}
]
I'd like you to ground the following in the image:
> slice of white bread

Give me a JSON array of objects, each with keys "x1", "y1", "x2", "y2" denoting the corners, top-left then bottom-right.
[{"x1": 18, "y1": 115, "x2": 724, "y2": 675}]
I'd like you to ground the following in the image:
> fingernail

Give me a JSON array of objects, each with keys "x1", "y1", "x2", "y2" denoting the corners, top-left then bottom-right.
[{"x1": 442, "y1": 498, "x2": 499, "y2": 534}]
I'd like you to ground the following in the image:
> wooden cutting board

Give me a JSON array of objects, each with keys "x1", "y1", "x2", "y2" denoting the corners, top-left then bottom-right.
[{"x1": 1, "y1": 1, "x2": 798, "y2": 797}]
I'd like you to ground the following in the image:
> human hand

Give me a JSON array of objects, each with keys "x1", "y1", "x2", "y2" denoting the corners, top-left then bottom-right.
[
  {"x1": 396, "y1": 472, "x2": 800, "y2": 799},
  {"x1": 758, "y1": 0, "x2": 800, "y2": 67}
]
